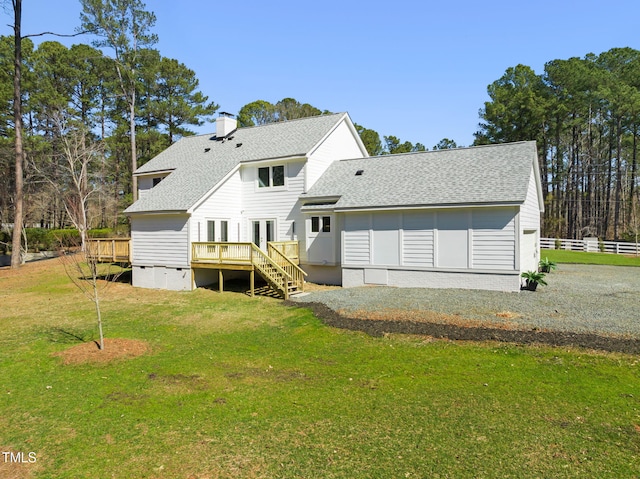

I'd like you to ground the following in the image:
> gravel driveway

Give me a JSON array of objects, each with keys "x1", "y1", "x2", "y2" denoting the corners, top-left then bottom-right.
[{"x1": 291, "y1": 264, "x2": 640, "y2": 351}]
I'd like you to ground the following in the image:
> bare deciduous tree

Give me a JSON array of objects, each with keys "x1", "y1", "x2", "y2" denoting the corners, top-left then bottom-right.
[
  {"x1": 59, "y1": 244, "x2": 122, "y2": 351},
  {"x1": 34, "y1": 113, "x2": 103, "y2": 251}
]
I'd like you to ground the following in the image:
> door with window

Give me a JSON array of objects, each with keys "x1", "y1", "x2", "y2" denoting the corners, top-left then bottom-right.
[
  {"x1": 306, "y1": 215, "x2": 335, "y2": 264},
  {"x1": 251, "y1": 219, "x2": 275, "y2": 250},
  {"x1": 206, "y1": 219, "x2": 229, "y2": 242}
]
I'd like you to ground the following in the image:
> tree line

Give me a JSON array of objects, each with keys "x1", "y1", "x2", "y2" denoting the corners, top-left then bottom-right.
[
  {"x1": 0, "y1": 35, "x2": 218, "y2": 230},
  {"x1": 1, "y1": 0, "x2": 218, "y2": 254},
  {"x1": 1, "y1": 1, "x2": 447, "y2": 253},
  {"x1": 475, "y1": 47, "x2": 640, "y2": 241},
  {"x1": 236, "y1": 97, "x2": 453, "y2": 156}
]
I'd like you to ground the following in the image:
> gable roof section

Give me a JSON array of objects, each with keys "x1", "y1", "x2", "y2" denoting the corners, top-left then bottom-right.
[
  {"x1": 302, "y1": 141, "x2": 539, "y2": 210},
  {"x1": 125, "y1": 113, "x2": 350, "y2": 214}
]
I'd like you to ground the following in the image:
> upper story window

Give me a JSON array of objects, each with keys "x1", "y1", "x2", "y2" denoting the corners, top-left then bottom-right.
[
  {"x1": 152, "y1": 177, "x2": 163, "y2": 187},
  {"x1": 258, "y1": 165, "x2": 285, "y2": 188}
]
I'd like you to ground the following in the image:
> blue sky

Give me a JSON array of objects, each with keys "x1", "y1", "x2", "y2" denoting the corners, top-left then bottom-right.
[{"x1": 4, "y1": 0, "x2": 640, "y2": 148}]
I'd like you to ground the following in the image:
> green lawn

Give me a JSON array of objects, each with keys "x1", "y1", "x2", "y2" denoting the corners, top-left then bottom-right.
[
  {"x1": 1, "y1": 260, "x2": 639, "y2": 478},
  {"x1": 542, "y1": 248, "x2": 640, "y2": 266}
]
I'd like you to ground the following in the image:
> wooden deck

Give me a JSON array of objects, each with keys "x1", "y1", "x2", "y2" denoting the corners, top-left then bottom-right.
[
  {"x1": 85, "y1": 238, "x2": 305, "y2": 299},
  {"x1": 191, "y1": 241, "x2": 305, "y2": 299},
  {"x1": 86, "y1": 238, "x2": 131, "y2": 263}
]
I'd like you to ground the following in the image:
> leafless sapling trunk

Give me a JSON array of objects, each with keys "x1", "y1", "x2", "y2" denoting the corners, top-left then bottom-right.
[{"x1": 58, "y1": 243, "x2": 122, "y2": 351}]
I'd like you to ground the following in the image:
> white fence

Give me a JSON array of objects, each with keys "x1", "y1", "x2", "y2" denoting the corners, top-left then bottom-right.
[{"x1": 541, "y1": 237, "x2": 640, "y2": 255}]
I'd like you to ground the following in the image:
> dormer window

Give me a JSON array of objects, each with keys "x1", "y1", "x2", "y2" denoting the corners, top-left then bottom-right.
[
  {"x1": 258, "y1": 165, "x2": 285, "y2": 188},
  {"x1": 152, "y1": 177, "x2": 163, "y2": 187}
]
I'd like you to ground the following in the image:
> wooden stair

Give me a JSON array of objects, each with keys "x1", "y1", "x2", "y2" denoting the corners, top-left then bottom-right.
[
  {"x1": 190, "y1": 241, "x2": 306, "y2": 299},
  {"x1": 250, "y1": 244, "x2": 306, "y2": 299}
]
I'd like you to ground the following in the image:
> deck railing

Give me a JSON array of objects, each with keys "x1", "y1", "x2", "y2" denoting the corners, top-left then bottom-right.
[
  {"x1": 268, "y1": 241, "x2": 299, "y2": 262},
  {"x1": 86, "y1": 238, "x2": 131, "y2": 262},
  {"x1": 191, "y1": 241, "x2": 303, "y2": 298},
  {"x1": 192, "y1": 242, "x2": 253, "y2": 264}
]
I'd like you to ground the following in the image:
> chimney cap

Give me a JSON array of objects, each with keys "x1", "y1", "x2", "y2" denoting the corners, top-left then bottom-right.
[{"x1": 219, "y1": 111, "x2": 235, "y2": 118}]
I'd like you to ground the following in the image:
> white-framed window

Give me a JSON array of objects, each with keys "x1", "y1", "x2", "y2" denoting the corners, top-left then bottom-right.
[
  {"x1": 151, "y1": 174, "x2": 168, "y2": 187},
  {"x1": 257, "y1": 165, "x2": 285, "y2": 188},
  {"x1": 311, "y1": 216, "x2": 331, "y2": 233}
]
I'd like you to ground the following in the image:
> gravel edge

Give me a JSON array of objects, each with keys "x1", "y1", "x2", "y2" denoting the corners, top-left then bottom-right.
[{"x1": 285, "y1": 300, "x2": 640, "y2": 354}]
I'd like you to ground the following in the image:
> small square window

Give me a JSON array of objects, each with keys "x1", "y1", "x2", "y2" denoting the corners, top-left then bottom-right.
[
  {"x1": 322, "y1": 216, "x2": 331, "y2": 233},
  {"x1": 258, "y1": 167, "x2": 269, "y2": 188},
  {"x1": 257, "y1": 165, "x2": 285, "y2": 188},
  {"x1": 311, "y1": 216, "x2": 320, "y2": 233}
]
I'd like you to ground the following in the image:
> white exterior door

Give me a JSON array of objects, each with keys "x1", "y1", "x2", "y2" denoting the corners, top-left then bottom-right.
[
  {"x1": 206, "y1": 219, "x2": 229, "y2": 242},
  {"x1": 306, "y1": 214, "x2": 335, "y2": 264},
  {"x1": 251, "y1": 219, "x2": 275, "y2": 250}
]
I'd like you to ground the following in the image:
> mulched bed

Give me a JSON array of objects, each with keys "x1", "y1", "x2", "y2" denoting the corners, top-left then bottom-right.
[
  {"x1": 287, "y1": 301, "x2": 640, "y2": 354},
  {"x1": 52, "y1": 338, "x2": 150, "y2": 365}
]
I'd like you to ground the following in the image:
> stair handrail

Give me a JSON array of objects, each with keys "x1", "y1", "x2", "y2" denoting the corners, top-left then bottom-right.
[
  {"x1": 267, "y1": 244, "x2": 307, "y2": 277},
  {"x1": 267, "y1": 243, "x2": 306, "y2": 291},
  {"x1": 250, "y1": 243, "x2": 292, "y2": 280}
]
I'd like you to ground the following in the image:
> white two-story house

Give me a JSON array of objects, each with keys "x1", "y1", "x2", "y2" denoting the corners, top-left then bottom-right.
[{"x1": 124, "y1": 112, "x2": 543, "y2": 295}]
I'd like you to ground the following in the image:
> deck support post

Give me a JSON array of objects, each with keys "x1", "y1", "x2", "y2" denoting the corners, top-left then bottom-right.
[
  {"x1": 219, "y1": 269, "x2": 223, "y2": 293},
  {"x1": 250, "y1": 268, "x2": 255, "y2": 297}
]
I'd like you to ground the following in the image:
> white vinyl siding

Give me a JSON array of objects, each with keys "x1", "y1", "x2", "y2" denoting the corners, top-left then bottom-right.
[
  {"x1": 471, "y1": 209, "x2": 516, "y2": 270},
  {"x1": 372, "y1": 213, "x2": 400, "y2": 265},
  {"x1": 520, "y1": 167, "x2": 541, "y2": 231},
  {"x1": 306, "y1": 119, "x2": 367, "y2": 191},
  {"x1": 402, "y1": 212, "x2": 435, "y2": 267},
  {"x1": 518, "y1": 167, "x2": 541, "y2": 272},
  {"x1": 137, "y1": 173, "x2": 169, "y2": 199},
  {"x1": 437, "y1": 210, "x2": 469, "y2": 269},
  {"x1": 342, "y1": 208, "x2": 518, "y2": 272},
  {"x1": 190, "y1": 170, "x2": 242, "y2": 242},
  {"x1": 131, "y1": 214, "x2": 189, "y2": 267},
  {"x1": 343, "y1": 213, "x2": 370, "y2": 264}
]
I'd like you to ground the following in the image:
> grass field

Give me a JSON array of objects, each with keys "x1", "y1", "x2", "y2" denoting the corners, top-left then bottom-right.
[
  {"x1": 1, "y1": 259, "x2": 639, "y2": 478},
  {"x1": 542, "y1": 248, "x2": 640, "y2": 266}
]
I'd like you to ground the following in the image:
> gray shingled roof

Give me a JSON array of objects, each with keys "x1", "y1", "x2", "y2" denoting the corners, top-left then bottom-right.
[
  {"x1": 301, "y1": 141, "x2": 538, "y2": 210},
  {"x1": 125, "y1": 113, "x2": 349, "y2": 213}
]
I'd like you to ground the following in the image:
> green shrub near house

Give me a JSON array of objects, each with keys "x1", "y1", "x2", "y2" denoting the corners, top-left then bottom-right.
[
  {"x1": 2, "y1": 227, "x2": 129, "y2": 254},
  {"x1": 0, "y1": 229, "x2": 9, "y2": 254}
]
